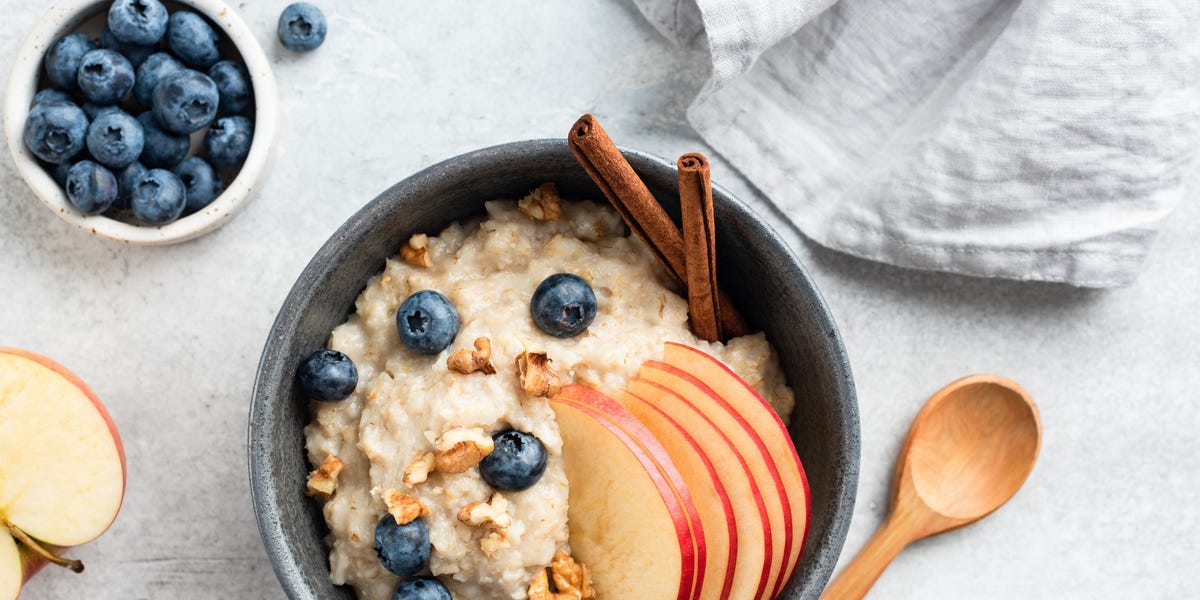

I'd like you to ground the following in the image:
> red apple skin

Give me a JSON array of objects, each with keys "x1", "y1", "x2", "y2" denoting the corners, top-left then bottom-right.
[
  {"x1": 19, "y1": 545, "x2": 47, "y2": 586},
  {"x1": 660, "y1": 342, "x2": 813, "y2": 593},
  {"x1": 0, "y1": 348, "x2": 128, "y2": 548},
  {"x1": 559, "y1": 385, "x2": 708, "y2": 600}
]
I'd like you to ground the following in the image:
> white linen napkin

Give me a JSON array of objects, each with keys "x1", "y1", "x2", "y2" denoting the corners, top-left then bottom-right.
[{"x1": 633, "y1": 0, "x2": 1200, "y2": 287}]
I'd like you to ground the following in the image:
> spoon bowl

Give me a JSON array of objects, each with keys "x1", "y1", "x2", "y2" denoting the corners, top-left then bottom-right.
[{"x1": 824, "y1": 374, "x2": 1041, "y2": 599}]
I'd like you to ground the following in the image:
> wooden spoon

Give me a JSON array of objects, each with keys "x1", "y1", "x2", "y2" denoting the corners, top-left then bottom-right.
[{"x1": 823, "y1": 374, "x2": 1041, "y2": 599}]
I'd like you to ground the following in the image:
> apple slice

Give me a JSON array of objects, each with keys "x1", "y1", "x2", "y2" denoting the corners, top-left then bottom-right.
[
  {"x1": 628, "y1": 378, "x2": 777, "y2": 599},
  {"x1": 551, "y1": 394, "x2": 696, "y2": 600},
  {"x1": 559, "y1": 385, "x2": 712, "y2": 599},
  {"x1": 616, "y1": 389, "x2": 743, "y2": 600},
  {"x1": 659, "y1": 343, "x2": 812, "y2": 593},
  {"x1": 0, "y1": 349, "x2": 127, "y2": 599}
]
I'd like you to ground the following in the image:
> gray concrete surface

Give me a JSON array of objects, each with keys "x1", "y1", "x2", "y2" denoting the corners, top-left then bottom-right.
[{"x1": 1, "y1": 1, "x2": 1196, "y2": 598}]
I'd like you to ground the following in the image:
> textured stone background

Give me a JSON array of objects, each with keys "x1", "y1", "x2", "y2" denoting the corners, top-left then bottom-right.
[{"x1": 1, "y1": 1, "x2": 1197, "y2": 598}]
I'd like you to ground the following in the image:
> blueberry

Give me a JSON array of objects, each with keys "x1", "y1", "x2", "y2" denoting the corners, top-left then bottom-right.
[
  {"x1": 31, "y1": 89, "x2": 73, "y2": 108},
  {"x1": 136, "y1": 112, "x2": 189, "y2": 168},
  {"x1": 86, "y1": 111, "x2": 144, "y2": 168},
  {"x1": 44, "y1": 34, "x2": 97, "y2": 91},
  {"x1": 130, "y1": 168, "x2": 187, "y2": 225},
  {"x1": 133, "y1": 52, "x2": 184, "y2": 108},
  {"x1": 277, "y1": 3, "x2": 327, "y2": 52},
  {"x1": 374, "y1": 515, "x2": 430, "y2": 577},
  {"x1": 391, "y1": 577, "x2": 451, "y2": 600},
  {"x1": 396, "y1": 290, "x2": 459, "y2": 355},
  {"x1": 23, "y1": 101, "x2": 88, "y2": 164},
  {"x1": 49, "y1": 160, "x2": 75, "y2": 186},
  {"x1": 208, "y1": 60, "x2": 253, "y2": 114},
  {"x1": 174, "y1": 157, "x2": 222, "y2": 212},
  {"x1": 296, "y1": 349, "x2": 358, "y2": 402},
  {"x1": 479, "y1": 430, "x2": 548, "y2": 492},
  {"x1": 108, "y1": 0, "x2": 169, "y2": 46},
  {"x1": 100, "y1": 27, "x2": 155, "y2": 69},
  {"x1": 76, "y1": 49, "x2": 135, "y2": 105},
  {"x1": 166, "y1": 12, "x2": 221, "y2": 69},
  {"x1": 530, "y1": 274, "x2": 597, "y2": 338},
  {"x1": 115, "y1": 161, "x2": 147, "y2": 209},
  {"x1": 82, "y1": 102, "x2": 122, "y2": 120},
  {"x1": 152, "y1": 69, "x2": 219, "y2": 134},
  {"x1": 202, "y1": 115, "x2": 253, "y2": 168},
  {"x1": 65, "y1": 160, "x2": 118, "y2": 215}
]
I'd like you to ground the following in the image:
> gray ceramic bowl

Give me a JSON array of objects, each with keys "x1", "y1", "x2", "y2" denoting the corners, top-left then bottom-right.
[{"x1": 249, "y1": 139, "x2": 859, "y2": 599}]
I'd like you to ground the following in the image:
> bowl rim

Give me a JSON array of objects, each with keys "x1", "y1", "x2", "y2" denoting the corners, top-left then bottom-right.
[
  {"x1": 3, "y1": 0, "x2": 279, "y2": 245},
  {"x1": 248, "y1": 139, "x2": 860, "y2": 599}
]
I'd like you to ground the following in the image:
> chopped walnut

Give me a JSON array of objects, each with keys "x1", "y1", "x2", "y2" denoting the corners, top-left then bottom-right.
[
  {"x1": 382, "y1": 489, "x2": 430, "y2": 525},
  {"x1": 457, "y1": 492, "x2": 511, "y2": 529},
  {"x1": 528, "y1": 551, "x2": 595, "y2": 600},
  {"x1": 518, "y1": 183, "x2": 563, "y2": 222},
  {"x1": 306, "y1": 455, "x2": 344, "y2": 497},
  {"x1": 434, "y1": 427, "x2": 495, "y2": 474},
  {"x1": 515, "y1": 351, "x2": 562, "y2": 398},
  {"x1": 447, "y1": 337, "x2": 497, "y2": 375},
  {"x1": 479, "y1": 530, "x2": 510, "y2": 555},
  {"x1": 403, "y1": 451, "x2": 436, "y2": 486},
  {"x1": 400, "y1": 234, "x2": 432, "y2": 268}
]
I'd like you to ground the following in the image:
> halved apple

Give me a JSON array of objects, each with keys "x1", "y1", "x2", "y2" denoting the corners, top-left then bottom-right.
[
  {"x1": 550, "y1": 392, "x2": 697, "y2": 600},
  {"x1": 616, "y1": 388, "x2": 743, "y2": 600},
  {"x1": 558, "y1": 384, "x2": 711, "y2": 599},
  {"x1": 0, "y1": 349, "x2": 127, "y2": 600},
  {"x1": 658, "y1": 342, "x2": 812, "y2": 596}
]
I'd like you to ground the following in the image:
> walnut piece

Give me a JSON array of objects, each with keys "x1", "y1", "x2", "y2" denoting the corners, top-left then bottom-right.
[
  {"x1": 457, "y1": 492, "x2": 511, "y2": 529},
  {"x1": 528, "y1": 551, "x2": 595, "y2": 600},
  {"x1": 403, "y1": 451, "x2": 436, "y2": 486},
  {"x1": 518, "y1": 183, "x2": 562, "y2": 222},
  {"x1": 479, "y1": 531, "x2": 510, "y2": 555},
  {"x1": 447, "y1": 337, "x2": 497, "y2": 375},
  {"x1": 434, "y1": 427, "x2": 495, "y2": 474},
  {"x1": 515, "y1": 351, "x2": 562, "y2": 398},
  {"x1": 306, "y1": 455, "x2": 344, "y2": 497},
  {"x1": 382, "y1": 489, "x2": 430, "y2": 525},
  {"x1": 400, "y1": 234, "x2": 432, "y2": 268}
]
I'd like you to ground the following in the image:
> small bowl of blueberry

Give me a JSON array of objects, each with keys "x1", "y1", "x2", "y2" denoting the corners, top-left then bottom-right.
[{"x1": 3, "y1": 0, "x2": 281, "y2": 244}]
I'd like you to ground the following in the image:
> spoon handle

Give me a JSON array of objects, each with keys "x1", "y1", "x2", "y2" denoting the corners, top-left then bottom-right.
[{"x1": 821, "y1": 512, "x2": 914, "y2": 600}]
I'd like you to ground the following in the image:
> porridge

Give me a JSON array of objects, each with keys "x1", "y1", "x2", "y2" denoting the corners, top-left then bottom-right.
[{"x1": 303, "y1": 186, "x2": 795, "y2": 600}]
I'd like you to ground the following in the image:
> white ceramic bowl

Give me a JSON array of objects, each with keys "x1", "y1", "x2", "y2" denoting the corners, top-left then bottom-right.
[{"x1": 4, "y1": 0, "x2": 278, "y2": 244}]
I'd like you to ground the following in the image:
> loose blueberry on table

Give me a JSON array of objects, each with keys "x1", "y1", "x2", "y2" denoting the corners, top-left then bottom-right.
[
  {"x1": 277, "y1": 3, "x2": 328, "y2": 52},
  {"x1": 479, "y1": 430, "x2": 548, "y2": 491},
  {"x1": 530, "y1": 273, "x2": 598, "y2": 337},
  {"x1": 374, "y1": 515, "x2": 431, "y2": 577},
  {"x1": 391, "y1": 577, "x2": 452, "y2": 600},
  {"x1": 296, "y1": 349, "x2": 358, "y2": 402},
  {"x1": 396, "y1": 290, "x2": 461, "y2": 355}
]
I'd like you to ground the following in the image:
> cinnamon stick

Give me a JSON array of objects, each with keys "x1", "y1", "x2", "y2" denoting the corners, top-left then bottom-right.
[
  {"x1": 677, "y1": 153, "x2": 722, "y2": 342},
  {"x1": 567, "y1": 114, "x2": 749, "y2": 339}
]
